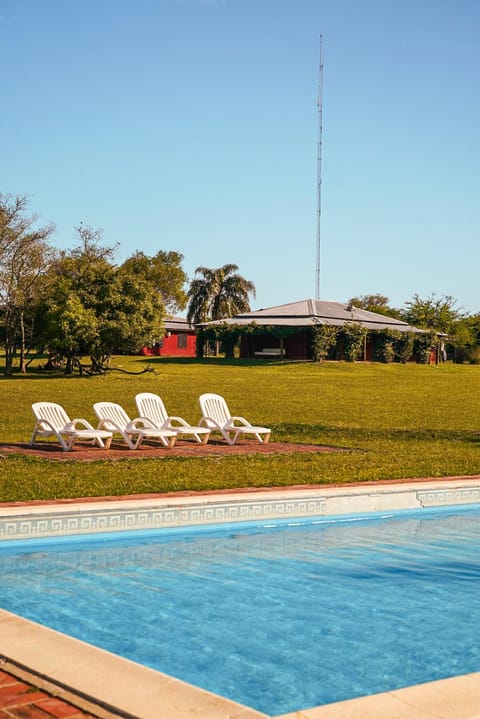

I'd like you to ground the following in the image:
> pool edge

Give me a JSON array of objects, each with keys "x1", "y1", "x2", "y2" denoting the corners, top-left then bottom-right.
[
  {"x1": 2, "y1": 477, "x2": 480, "y2": 542},
  {"x1": 2, "y1": 607, "x2": 480, "y2": 719},
  {"x1": 0, "y1": 609, "x2": 480, "y2": 719},
  {"x1": 0, "y1": 608, "x2": 268, "y2": 719}
]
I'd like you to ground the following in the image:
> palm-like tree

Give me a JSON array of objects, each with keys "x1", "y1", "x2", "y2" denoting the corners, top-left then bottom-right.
[{"x1": 187, "y1": 263, "x2": 256, "y2": 324}]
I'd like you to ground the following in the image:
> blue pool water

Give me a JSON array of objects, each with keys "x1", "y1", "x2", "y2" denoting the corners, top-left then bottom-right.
[{"x1": 1, "y1": 506, "x2": 480, "y2": 715}]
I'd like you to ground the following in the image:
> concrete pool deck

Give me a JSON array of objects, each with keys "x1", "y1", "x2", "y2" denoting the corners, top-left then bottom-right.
[{"x1": 1, "y1": 477, "x2": 480, "y2": 719}]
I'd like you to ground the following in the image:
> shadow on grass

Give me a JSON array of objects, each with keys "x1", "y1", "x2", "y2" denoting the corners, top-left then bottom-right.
[
  {"x1": 0, "y1": 369, "x2": 79, "y2": 381},
  {"x1": 130, "y1": 356, "x2": 305, "y2": 368},
  {"x1": 0, "y1": 356, "x2": 305, "y2": 379},
  {"x1": 274, "y1": 423, "x2": 480, "y2": 444}
]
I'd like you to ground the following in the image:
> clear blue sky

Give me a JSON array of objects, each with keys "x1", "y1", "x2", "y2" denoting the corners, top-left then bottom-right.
[{"x1": 1, "y1": 0, "x2": 479, "y2": 314}]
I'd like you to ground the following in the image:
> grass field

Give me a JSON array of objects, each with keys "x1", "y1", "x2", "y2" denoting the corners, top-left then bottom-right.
[{"x1": 0, "y1": 356, "x2": 478, "y2": 502}]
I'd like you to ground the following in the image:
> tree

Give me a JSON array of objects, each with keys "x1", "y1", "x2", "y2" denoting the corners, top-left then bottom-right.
[
  {"x1": 401, "y1": 293, "x2": 464, "y2": 334},
  {"x1": 0, "y1": 194, "x2": 55, "y2": 374},
  {"x1": 42, "y1": 292, "x2": 99, "y2": 373},
  {"x1": 42, "y1": 225, "x2": 167, "y2": 373},
  {"x1": 448, "y1": 312, "x2": 480, "y2": 364},
  {"x1": 347, "y1": 294, "x2": 401, "y2": 319},
  {"x1": 41, "y1": 225, "x2": 116, "y2": 372},
  {"x1": 120, "y1": 250, "x2": 188, "y2": 315},
  {"x1": 187, "y1": 263, "x2": 256, "y2": 324}
]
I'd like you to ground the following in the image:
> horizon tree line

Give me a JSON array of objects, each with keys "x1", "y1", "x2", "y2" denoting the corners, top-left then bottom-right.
[{"x1": 1, "y1": 193, "x2": 479, "y2": 374}]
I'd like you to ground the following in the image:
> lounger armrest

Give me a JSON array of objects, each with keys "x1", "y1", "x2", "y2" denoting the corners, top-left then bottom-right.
[
  {"x1": 165, "y1": 415, "x2": 190, "y2": 428},
  {"x1": 225, "y1": 416, "x2": 252, "y2": 428},
  {"x1": 34, "y1": 418, "x2": 57, "y2": 433},
  {"x1": 96, "y1": 418, "x2": 121, "y2": 432},
  {"x1": 199, "y1": 416, "x2": 222, "y2": 430},
  {"x1": 127, "y1": 417, "x2": 156, "y2": 431},
  {"x1": 67, "y1": 418, "x2": 96, "y2": 431}
]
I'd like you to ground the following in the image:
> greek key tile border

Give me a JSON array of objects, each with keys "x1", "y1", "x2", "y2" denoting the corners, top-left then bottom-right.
[
  {"x1": 0, "y1": 497, "x2": 328, "y2": 541},
  {"x1": 417, "y1": 486, "x2": 480, "y2": 507},
  {"x1": 3, "y1": 484, "x2": 480, "y2": 542}
]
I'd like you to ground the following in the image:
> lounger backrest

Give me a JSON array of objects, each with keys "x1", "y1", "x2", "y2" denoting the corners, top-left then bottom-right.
[
  {"x1": 135, "y1": 393, "x2": 168, "y2": 427},
  {"x1": 93, "y1": 402, "x2": 130, "y2": 428},
  {"x1": 32, "y1": 402, "x2": 70, "y2": 431},
  {"x1": 199, "y1": 393, "x2": 231, "y2": 425}
]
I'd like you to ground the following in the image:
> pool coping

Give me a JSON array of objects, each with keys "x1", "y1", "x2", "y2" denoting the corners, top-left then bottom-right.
[
  {"x1": 2, "y1": 477, "x2": 480, "y2": 719},
  {"x1": 1, "y1": 476, "x2": 480, "y2": 543}
]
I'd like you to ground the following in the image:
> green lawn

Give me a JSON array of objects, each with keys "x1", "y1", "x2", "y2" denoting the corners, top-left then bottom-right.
[{"x1": 0, "y1": 356, "x2": 478, "y2": 502}]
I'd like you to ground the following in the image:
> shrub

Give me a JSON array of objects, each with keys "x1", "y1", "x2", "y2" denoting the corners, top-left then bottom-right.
[
  {"x1": 342, "y1": 323, "x2": 368, "y2": 362},
  {"x1": 311, "y1": 326, "x2": 338, "y2": 362},
  {"x1": 414, "y1": 332, "x2": 436, "y2": 364},
  {"x1": 374, "y1": 330, "x2": 415, "y2": 364}
]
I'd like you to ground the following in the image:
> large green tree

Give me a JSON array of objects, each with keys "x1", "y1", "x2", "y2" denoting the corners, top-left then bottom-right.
[
  {"x1": 401, "y1": 293, "x2": 464, "y2": 334},
  {"x1": 120, "y1": 250, "x2": 187, "y2": 315},
  {"x1": 42, "y1": 225, "x2": 171, "y2": 373},
  {"x1": 0, "y1": 194, "x2": 55, "y2": 375},
  {"x1": 187, "y1": 263, "x2": 256, "y2": 324}
]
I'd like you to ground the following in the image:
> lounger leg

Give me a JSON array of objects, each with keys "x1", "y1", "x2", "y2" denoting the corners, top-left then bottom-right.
[
  {"x1": 123, "y1": 433, "x2": 140, "y2": 450},
  {"x1": 132, "y1": 435, "x2": 143, "y2": 450},
  {"x1": 64, "y1": 435, "x2": 75, "y2": 451},
  {"x1": 222, "y1": 430, "x2": 237, "y2": 445},
  {"x1": 28, "y1": 424, "x2": 39, "y2": 447}
]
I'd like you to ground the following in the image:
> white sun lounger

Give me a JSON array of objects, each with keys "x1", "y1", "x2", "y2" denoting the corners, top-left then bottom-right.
[
  {"x1": 198, "y1": 393, "x2": 271, "y2": 445},
  {"x1": 93, "y1": 401, "x2": 177, "y2": 450},
  {"x1": 135, "y1": 393, "x2": 210, "y2": 444},
  {"x1": 30, "y1": 402, "x2": 113, "y2": 452}
]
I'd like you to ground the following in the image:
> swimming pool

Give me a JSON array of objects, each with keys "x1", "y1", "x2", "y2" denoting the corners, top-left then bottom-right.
[{"x1": 1, "y1": 503, "x2": 480, "y2": 716}]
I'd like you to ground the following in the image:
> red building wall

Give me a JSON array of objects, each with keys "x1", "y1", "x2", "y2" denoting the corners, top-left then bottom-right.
[{"x1": 140, "y1": 332, "x2": 196, "y2": 357}]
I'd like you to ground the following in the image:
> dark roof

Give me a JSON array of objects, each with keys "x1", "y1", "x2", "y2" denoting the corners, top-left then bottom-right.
[
  {"x1": 164, "y1": 316, "x2": 195, "y2": 332},
  {"x1": 201, "y1": 299, "x2": 423, "y2": 333}
]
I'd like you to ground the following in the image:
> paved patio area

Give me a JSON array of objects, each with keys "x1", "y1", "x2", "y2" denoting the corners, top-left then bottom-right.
[
  {"x1": 0, "y1": 439, "x2": 344, "y2": 462},
  {"x1": 0, "y1": 666, "x2": 101, "y2": 719}
]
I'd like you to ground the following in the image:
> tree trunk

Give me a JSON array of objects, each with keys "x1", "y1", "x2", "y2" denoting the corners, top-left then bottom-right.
[
  {"x1": 3, "y1": 308, "x2": 15, "y2": 376},
  {"x1": 4, "y1": 342, "x2": 14, "y2": 375},
  {"x1": 19, "y1": 310, "x2": 27, "y2": 373}
]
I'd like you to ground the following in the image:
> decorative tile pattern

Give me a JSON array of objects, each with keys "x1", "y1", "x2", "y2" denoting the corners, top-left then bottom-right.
[
  {"x1": 2, "y1": 485, "x2": 480, "y2": 543},
  {"x1": 0, "y1": 497, "x2": 328, "y2": 541},
  {"x1": 417, "y1": 487, "x2": 480, "y2": 507}
]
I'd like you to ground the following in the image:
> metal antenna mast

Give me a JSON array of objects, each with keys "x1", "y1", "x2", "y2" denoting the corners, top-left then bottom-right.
[{"x1": 315, "y1": 35, "x2": 324, "y2": 300}]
